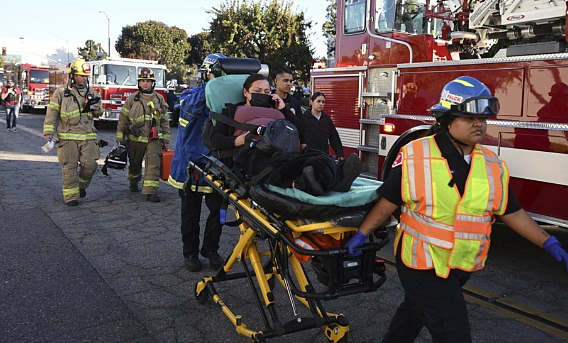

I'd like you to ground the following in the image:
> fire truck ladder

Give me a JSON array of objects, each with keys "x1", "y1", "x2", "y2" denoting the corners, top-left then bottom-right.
[{"x1": 359, "y1": 67, "x2": 398, "y2": 180}]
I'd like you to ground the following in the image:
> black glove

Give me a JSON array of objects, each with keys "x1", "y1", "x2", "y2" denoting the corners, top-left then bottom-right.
[{"x1": 129, "y1": 125, "x2": 142, "y2": 137}]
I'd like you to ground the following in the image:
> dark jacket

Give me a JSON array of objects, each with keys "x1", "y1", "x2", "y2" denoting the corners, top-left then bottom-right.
[
  {"x1": 272, "y1": 90, "x2": 303, "y2": 123},
  {"x1": 302, "y1": 110, "x2": 344, "y2": 158},
  {"x1": 210, "y1": 103, "x2": 305, "y2": 151},
  {"x1": 210, "y1": 102, "x2": 305, "y2": 179}
]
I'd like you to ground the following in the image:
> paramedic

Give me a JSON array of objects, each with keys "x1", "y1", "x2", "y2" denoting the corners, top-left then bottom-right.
[
  {"x1": 43, "y1": 58, "x2": 103, "y2": 206},
  {"x1": 168, "y1": 53, "x2": 226, "y2": 272},
  {"x1": 344, "y1": 76, "x2": 568, "y2": 342},
  {"x1": 116, "y1": 68, "x2": 170, "y2": 202}
]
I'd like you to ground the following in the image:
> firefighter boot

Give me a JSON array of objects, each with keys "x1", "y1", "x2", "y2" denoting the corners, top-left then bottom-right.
[
  {"x1": 146, "y1": 194, "x2": 161, "y2": 202},
  {"x1": 130, "y1": 183, "x2": 139, "y2": 192}
]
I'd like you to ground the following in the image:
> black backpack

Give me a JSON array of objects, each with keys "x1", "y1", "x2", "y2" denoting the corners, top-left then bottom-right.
[{"x1": 255, "y1": 119, "x2": 299, "y2": 153}]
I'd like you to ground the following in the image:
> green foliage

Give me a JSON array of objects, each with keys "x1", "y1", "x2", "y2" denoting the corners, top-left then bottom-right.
[
  {"x1": 78, "y1": 40, "x2": 107, "y2": 61},
  {"x1": 207, "y1": 0, "x2": 314, "y2": 83},
  {"x1": 168, "y1": 63, "x2": 190, "y2": 84},
  {"x1": 115, "y1": 20, "x2": 191, "y2": 67},
  {"x1": 187, "y1": 32, "x2": 220, "y2": 67},
  {"x1": 322, "y1": 0, "x2": 336, "y2": 39},
  {"x1": 322, "y1": 0, "x2": 337, "y2": 56}
]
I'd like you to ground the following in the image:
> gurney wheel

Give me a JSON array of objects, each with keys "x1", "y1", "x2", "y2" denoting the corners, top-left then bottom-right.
[{"x1": 194, "y1": 281, "x2": 209, "y2": 304}]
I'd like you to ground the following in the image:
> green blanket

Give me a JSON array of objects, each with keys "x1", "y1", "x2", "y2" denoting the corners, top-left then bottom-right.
[{"x1": 265, "y1": 177, "x2": 382, "y2": 207}]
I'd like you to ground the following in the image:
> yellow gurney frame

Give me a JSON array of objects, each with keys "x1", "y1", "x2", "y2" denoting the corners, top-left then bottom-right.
[{"x1": 190, "y1": 156, "x2": 389, "y2": 343}]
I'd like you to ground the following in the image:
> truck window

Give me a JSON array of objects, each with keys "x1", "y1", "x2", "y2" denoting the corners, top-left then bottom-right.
[
  {"x1": 375, "y1": 0, "x2": 427, "y2": 34},
  {"x1": 102, "y1": 64, "x2": 137, "y2": 86},
  {"x1": 149, "y1": 68, "x2": 166, "y2": 88},
  {"x1": 29, "y1": 70, "x2": 50, "y2": 84},
  {"x1": 344, "y1": 0, "x2": 366, "y2": 34}
]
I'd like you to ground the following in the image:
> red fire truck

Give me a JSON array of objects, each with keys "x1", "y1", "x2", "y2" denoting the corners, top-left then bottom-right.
[
  {"x1": 17, "y1": 64, "x2": 50, "y2": 112},
  {"x1": 49, "y1": 57, "x2": 169, "y2": 122},
  {"x1": 311, "y1": 0, "x2": 568, "y2": 227}
]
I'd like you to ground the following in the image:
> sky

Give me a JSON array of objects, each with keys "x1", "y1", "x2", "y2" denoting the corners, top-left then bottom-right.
[{"x1": 2, "y1": 0, "x2": 331, "y2": 60}]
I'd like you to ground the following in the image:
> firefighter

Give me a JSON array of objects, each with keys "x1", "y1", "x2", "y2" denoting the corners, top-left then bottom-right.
[
  {"x1": 116, "y1": 68, "x2": 170, "y2": 202},
  {"x1": 344, "y1": 76, "x2": 568, "y2": 342},
  {"x1": 43, "y1": 58, "x2": 102, "y2": 206},
  {"x1": 168, "y1": 53, "x2": 225, "y2": 271}
]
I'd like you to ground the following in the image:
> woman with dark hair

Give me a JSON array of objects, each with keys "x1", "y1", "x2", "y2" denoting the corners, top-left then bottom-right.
[
  {"x1": 302, "y1": 92, "x2": 346, "y2": 161},
  {"x1": 210, "y1": 75, "x2": 361, "y2": 195},
  {"x1": 210, "y1": 74, "x2": 303, "y2": 152}
]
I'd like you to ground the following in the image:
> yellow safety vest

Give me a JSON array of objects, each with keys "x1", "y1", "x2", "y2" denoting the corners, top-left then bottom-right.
[{"x1": 397, "y1": 135, "x2": 509, "y2": 278}]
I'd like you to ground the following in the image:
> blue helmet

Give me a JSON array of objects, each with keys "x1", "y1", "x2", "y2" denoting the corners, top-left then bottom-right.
[
  {"x1": 199, "y1": 53, "x2": 226, "y2": 78},
  {"x1": 431, "y1": 76, "x2": 499, "y2": 119}
]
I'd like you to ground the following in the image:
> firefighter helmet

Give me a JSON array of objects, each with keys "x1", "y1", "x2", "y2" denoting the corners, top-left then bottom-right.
[
  {"x1": 68, "y1": 58, "x2": 91, "y2": 76},
  {"x1": 137, "y1": 68, "x2": 155, "y2": 81},
  {"x1": 431, "y1": 76, "x2": 499, "y2": 119},
  {"x1": 199, "y1": 53, "x2": 226, "y2": 79}
]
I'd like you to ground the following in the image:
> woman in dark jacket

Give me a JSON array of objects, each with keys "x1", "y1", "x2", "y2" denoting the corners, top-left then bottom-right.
[
  {"x1": 210, "y1": 73, "x2": 305, "y2": 178},
  {"x1": 302, "y1": 92, "x2": 345, "y2": 160}
]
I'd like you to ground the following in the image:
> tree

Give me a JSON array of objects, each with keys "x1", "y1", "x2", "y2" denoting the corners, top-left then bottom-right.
[
  {"x1": 207, "y1": 0, "x2": 314, "y2": 82},
  {"x1": 322, "y1": 0, "x2": 337, "y2": 56},
  {"x1": 78, "y1": 40, "x2": 107, "y2": 61},
  {"x1": 187, "y1": 32, "x2": 219, "y2": 67},
  {"x1": 115, "y1": 20, "x2": 190, "y2": 67}
]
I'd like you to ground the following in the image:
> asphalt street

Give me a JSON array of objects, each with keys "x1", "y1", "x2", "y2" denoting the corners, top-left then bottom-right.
[{"x1": 1, "y1": 110, "x2": 567, "y2": 343}]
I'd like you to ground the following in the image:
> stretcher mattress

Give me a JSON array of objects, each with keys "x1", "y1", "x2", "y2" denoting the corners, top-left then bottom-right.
[{"x1": 250, "y1": 177, "x2": 383, "y2": 225}]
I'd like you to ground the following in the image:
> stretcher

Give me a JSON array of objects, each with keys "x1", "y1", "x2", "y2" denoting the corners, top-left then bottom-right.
[{"x1": 190, "y1": 155, "x2": 390, "y2": 343}]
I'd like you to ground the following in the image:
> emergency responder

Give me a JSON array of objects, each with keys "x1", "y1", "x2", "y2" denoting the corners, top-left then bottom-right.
[
  {"x1": 344, "y1": 76, "x2": 568, "y2": 343},
  {"x1": 117, "y1": 68, "x2": 170, "y2": 202},
  {"x1": 168, "y1": 53, "x2": 225, "y2": 271},
  {"x1": 43, "y1": 58, "x2": 102, "y2": 206}
]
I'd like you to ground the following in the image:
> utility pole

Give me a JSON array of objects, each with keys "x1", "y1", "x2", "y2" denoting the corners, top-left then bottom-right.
[{"x1": 99, "y1": 11, "x2": 111, "y2": 58}]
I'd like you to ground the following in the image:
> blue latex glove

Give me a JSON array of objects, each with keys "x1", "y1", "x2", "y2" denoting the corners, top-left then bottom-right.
[
  {"x1": 344, "y1": 230, "x2": 368, "y2": 257},
  {"x1": 543, "y1": 236, "x2": 568, "y2": 274}
]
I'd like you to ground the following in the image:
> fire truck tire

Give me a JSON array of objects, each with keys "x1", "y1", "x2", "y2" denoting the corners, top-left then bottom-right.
[{"x1": 381, "y1": 126, "x2": 430, "y2": 180}]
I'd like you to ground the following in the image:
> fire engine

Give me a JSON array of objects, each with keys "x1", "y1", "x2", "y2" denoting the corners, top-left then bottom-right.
[
  {"x1": 49, "y1": 57, "x2": 169, "y2": 122},
  {"x1": 311, "y1": 0, "x2": 568, "y2": 227},
  {"x1": 14, "y1": 64, "x2": 50, "y2": 112}
]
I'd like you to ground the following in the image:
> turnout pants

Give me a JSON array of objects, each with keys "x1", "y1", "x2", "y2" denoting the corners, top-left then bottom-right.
[
  {"x1": 180, "y1": 189, "x2": 223, "y2": 257},
  {"x1": 381, "y1": 240, "x2": 473, "y2": 343},
  {"x1": 57, "y1": 140, "x2": 99, "y2": 203},
  {"x1": 128, "y1": 140, "x2": 161, "y2": 195}
]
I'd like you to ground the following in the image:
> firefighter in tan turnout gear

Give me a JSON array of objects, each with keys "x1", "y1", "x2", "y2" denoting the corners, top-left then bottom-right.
[
  {"x1": 43, "y1": 58, "x2": 103, "y2": 206},
  {"x1": 116, "y1": 68, "x2": 170, "y2": 202}
]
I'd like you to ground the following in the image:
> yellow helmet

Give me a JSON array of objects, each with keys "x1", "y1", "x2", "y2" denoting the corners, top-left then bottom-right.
[
  {"x1": 137, "y1": 68, "x2": 155, "y2": 81},
  {"x1": 68, "y1": 58, "x2": 91, "y2": 76}
]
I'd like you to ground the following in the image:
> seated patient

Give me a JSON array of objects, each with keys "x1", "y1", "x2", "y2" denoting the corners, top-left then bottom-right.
[{"x1": 210, "y1": 73, "x2": 361, "y2": 195}]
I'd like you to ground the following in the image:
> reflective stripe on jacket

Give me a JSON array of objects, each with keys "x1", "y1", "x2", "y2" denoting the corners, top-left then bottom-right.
[
  {"x1": 398, "y1": 135, "x2": 509, "y2": 278},
  {"x1": 116, "y1": 91, "x2": 170, "y2": 143},
  {"x1": 43, "y1": 86, "x2": 102, "y2": 140}
]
